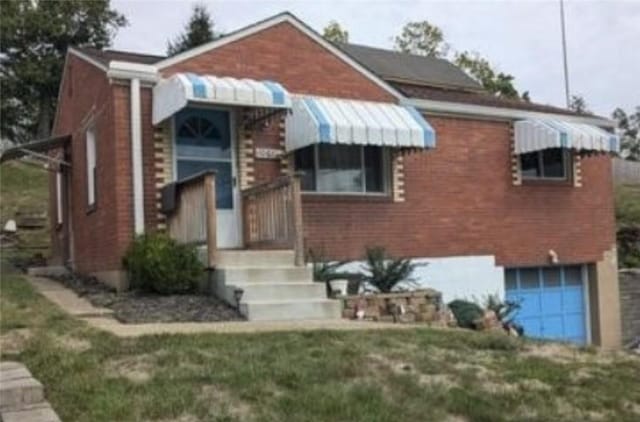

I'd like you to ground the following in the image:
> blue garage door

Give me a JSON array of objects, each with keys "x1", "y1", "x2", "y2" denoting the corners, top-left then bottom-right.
[{"x1": 505, "y1": 265, "x2": 587, "y2": 345}]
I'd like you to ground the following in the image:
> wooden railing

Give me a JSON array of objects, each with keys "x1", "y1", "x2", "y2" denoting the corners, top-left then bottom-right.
[
  {"x1": 161, "y1": 171, "x2": 217, "y2": 268},
  {"x1": 242, "y1": 173, "x2": 304, "y2": 265}
]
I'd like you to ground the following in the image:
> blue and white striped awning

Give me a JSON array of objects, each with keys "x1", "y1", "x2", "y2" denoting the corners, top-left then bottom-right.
[
  {"x1": 514, "y1": 119, "x2": 619, "y2": 155},
  {"x1": 285, "y1": 96, "x2": 436, "y2": 151},
  {"x1": 153, "y1": 73, "x2": 291, "y2": 124}
]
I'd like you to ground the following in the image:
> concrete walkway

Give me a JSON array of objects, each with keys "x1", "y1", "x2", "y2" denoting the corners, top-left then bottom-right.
[
  {"x1": 27, "y1": 277, "x2": 114, "y2": 318},
  {"x1": 27, "y1": 276, "x2": 414, "y2": 338}
]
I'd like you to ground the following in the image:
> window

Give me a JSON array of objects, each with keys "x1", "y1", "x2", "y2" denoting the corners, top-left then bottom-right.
[
  {"x1": 175, "y1": 109, "x2": 233, "y2": 209},
  {"x1": 85, "y1": 127, "x2": 96, "y2": 207},
  {"x1": 520, "y1": 148, "x2": 570, "y2": 180},
  {"x1": 56, "y1": 171, "x2": 63, "y2": 225},
  {"x1": 294, "y1": 144, "x2": 387, "y2": 194}
]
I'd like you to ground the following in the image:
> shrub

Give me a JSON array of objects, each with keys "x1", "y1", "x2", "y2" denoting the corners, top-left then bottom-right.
[
  {"x1": 448, "y1": 299, "x2": 484, "y2": 329},
  {"x1": 123, "y1": 233, "x2": 203, "y2": 294},
  {"x1": 361, "y1": 246, "x2": 421, "y2": 293}
]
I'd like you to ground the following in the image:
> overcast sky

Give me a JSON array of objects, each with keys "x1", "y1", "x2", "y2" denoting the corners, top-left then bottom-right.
[{"x1": 111, "y1": 0, "x2": 639, "y2": 116}]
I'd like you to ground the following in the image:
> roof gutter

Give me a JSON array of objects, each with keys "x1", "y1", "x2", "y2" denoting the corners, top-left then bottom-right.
[
  {"x1": 401, "y1": 97, "x2": 616, "y2": 128},
  {"x1": 107, "y1": 62, "x2": 158, "y2": 235}
]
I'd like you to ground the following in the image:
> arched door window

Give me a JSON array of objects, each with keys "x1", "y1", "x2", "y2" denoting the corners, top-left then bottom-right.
[{"x1": 175, "y1": 108, "x2": 233, "y2": 209}]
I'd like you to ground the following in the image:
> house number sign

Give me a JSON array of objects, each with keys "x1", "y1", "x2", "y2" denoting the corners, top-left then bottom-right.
[{"x1": 255, "y1": 147, "x2": 283, "y2": 160}]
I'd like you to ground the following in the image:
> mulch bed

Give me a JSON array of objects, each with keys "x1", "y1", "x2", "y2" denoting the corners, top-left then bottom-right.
[{"x1": 49, "y1": 273, "x2": 244, "y2": 324}]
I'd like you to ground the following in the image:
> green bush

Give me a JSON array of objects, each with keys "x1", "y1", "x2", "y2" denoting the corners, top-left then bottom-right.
[
  {"x1": 123, "y1": 233, "x2": 203, "y2": 294},
  {"x1": 361, "y1": 246, "x2": 421, "y2": 293},
  {"x1": 448, "y1": 299, "x2": 484, "y2": 329}
]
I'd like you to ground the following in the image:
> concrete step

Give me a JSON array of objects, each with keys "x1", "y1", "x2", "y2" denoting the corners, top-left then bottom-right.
[
  {"x1": 216, "y1": 266, "x2": 313, "y2": 284},
  {"x1": 1, "y1": 402, "x2": 61, "y2": 422},
  {"x1": 216, "y1": 249, "x2": 296, "y2": 267},
  {"x1": 0, "y1": 364, "x2": 44, "y2": 412},
  {"x1": 224, "y1": 282, "x2": 326, "y2": 302},
  {"x1": 240, "y1": 299, "x2": 342, "y2": 321}
]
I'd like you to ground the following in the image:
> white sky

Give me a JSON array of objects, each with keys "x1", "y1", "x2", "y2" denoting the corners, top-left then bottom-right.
[{"x1": 111, "y1": 0, "x2": 640, "y2": 116}]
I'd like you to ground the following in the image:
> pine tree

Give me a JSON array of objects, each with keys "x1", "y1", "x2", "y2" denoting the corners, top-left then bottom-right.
[{"x1": 167, "y1": 4, "x2": 218, "y2": 56}]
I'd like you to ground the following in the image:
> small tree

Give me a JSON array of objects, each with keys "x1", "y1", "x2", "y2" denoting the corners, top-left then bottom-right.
[
  {"x1": 361, "y1": 247, "x2": 421, "y2": 293},
  {"x1": 613, "y1": 107, "x2": 640, "y2": 161},
  {"x1": 323, "y1": 20, "x2": 349, "y2": 43},
  {"x1": 454, "y1": 51, "x2": 520, "y2": 99},
  {"x1": 568, "y1": 94, "x2": 591, "y2": 114},
  {"x1": 167, "y1": 4, "x2": 218, "y2": 56},
  {"x1": 394, "y1": 20, "x2": 449, "y2": 58}
]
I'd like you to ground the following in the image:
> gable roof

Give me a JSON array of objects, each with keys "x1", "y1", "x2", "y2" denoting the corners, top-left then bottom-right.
[
  {"x1": 154, "y1": 12, "x2": 402, "y2": 99},
  {"x1": 339, "y1": 43, "x2": 483, "y2": 92},
  {"x1": 74, "y1": 47, "x2": 163, "y2": 67}
]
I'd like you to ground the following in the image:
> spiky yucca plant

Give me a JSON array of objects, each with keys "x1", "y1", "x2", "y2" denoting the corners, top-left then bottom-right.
[{"x1": 361, "y1": 246, "x2": 421, "y2": 293}]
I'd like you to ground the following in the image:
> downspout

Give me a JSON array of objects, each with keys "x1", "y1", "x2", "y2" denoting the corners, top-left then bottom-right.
[
  {"x1": 130, "y1": 78, "x2": 144, "y2": 234},
  {"x1": 107, "y1": 61, "x2": 158, "y2": 237}
]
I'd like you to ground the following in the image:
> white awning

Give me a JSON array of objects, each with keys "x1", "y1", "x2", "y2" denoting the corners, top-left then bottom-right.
[
  {"x1": 514, "y1": 119, "x2": 620, "y2": 155},
  {"x1": 285, "y1": 96, "x2": 436, "y2": 151},
  {"x1": 152, "y1": 73, "x2": 291, "y2": 124}
]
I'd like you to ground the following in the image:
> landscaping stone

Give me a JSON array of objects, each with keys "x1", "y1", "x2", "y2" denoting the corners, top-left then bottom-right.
[
  {"x1": 48, "y1": 273, "x2": 243, "y2": 323},
  {"x1": 0, "y1": 361, "x2": 59, "y2": 422},
  {"x1": 339, "y1": 289, "x2": 445, "y2": 324}
]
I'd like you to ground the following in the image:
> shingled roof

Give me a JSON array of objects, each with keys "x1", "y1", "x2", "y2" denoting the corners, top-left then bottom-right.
[
  {"x1": 339, "y1": 43, "x2": 484, "y2": 92},
  {"x1": 72, "y1": 42, "x2": 591, "y2": 119}
]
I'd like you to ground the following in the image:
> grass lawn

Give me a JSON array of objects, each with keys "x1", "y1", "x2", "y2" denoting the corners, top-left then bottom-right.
[{"x1": 1, "y1": 271, "x2": 639, "y2": 422}]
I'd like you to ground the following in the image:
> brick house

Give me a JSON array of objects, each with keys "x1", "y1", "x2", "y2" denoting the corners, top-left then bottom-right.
[{"x1": 5, "y1": 13, "x2": 622, "y2": 347}]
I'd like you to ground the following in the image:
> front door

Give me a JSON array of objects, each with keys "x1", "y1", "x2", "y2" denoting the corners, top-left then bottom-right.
[{"x1": 174, "y1": 108, "x2": 241, "y2": 248}]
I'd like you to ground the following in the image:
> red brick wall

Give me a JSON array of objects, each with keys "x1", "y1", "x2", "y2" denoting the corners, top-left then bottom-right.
[
  {"x1": 51, "y1": 55, "x2": 138, "y2": 274},
  {"x1": 299, "y1": 116, "x2": 616, "y2": 267},
  {"x1": 162, "y1": 22, "x2": 395, "y2": 102}
]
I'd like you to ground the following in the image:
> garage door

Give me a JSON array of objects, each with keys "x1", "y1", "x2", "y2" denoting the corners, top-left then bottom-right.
[{"x1": 505, "y1": 265, "x2": 587, "y2": 344}]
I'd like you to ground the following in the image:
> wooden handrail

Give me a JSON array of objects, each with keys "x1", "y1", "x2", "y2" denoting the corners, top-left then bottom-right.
[
  {"x1": 242, "y1": 173, "x2": 305, "y2": 265},
  {"x1": 161, "y1": 171, "x2": 217, "y2": 268}
]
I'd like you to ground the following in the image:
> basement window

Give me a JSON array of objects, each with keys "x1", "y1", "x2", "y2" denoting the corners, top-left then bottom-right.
[
  {"x1": 86, "y1": 127, "x2": 97, "y2": 208},
  {"x1": 294, "y1": 144, "x2": 388, "y2": 194},
  {"x1": 520, "y1": 148, "x2": 571, "y2": 181}
]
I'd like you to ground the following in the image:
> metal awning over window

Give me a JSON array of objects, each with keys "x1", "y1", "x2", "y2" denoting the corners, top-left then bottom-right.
[
  {"x1": 514, "y1": 118, "x2": 619, "y2": 155},
  {"x1": 285, "y1": 96, "x2": 436, "y2": 151},
  {"x1": 152, "y1": 73, "x2": 292, "y2": 125}
]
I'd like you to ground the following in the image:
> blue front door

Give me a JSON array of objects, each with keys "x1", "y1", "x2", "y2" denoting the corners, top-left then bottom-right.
[
  {"x1": 505, "y1": 265, "x2": 587, "y2": 344},
  {"x1": 174, "y1": 107, "x2": 240, "y2": 247}
]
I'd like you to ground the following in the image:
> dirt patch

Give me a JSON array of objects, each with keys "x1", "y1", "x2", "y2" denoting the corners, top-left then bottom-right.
[
  {"x1": 481, "y1": 380, "x2": 519, "y2": 395},
  {"x1": 150, "y1": 415, "x2": 199, "y2": 422},
  {"x1": 105, "y1": 354, "x2": 155, "y2": 383},
  {"x1": 49, "y1": 273, "x2": 243, "y2": 323},
  {"x1": 367, "y1": 353, "x2": 459, "y2": 389},
  {"x1": 54, "y1": 335, "x2": 91, "y2": 352},
  {"x1": 519, "y1": 378, "x2": 552, "y2": 392},
  {"x1": 199, "y1": 384, "x2": 253, "y2": 421},
  {"x1": 453, "y1": 362, "x2": 492, "y2": 378},
  {"x1": 0, "y1": 328, "x2": 33, "y2": 354}
]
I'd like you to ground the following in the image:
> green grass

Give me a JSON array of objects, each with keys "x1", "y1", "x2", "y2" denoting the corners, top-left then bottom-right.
[
  {"x1": 0, "y1": 161, "x2": 50, "y2": 257},
  {"x1": 1, "y1": 272, "x2": 639, "y2": 422}
]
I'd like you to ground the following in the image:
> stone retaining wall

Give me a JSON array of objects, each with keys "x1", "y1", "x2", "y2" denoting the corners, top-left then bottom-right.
[
  {"x1": 340, "y1": 289, "x2": 449, "y2": 324},
  {"x1": 620, "y1": 269, "x2": 640, "y2": 345}
]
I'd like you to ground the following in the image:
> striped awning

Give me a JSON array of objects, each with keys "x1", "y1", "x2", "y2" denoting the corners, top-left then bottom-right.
[
  {"x1": 514, "y1": 119, "x2": 620, "y2": 155},
  {"x1": 285, "y1": 96, "x2": 436, "y2": 151},
  {"x1": 153, "y1": 73, "x2": 291, "y2": 124}
]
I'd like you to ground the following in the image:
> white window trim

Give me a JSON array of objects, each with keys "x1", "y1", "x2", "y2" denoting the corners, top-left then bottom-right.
[
  {"x1": 56, "y1": 171, "x2": 63, "y2": 225},
  {"x1": 297, "y1": 144, "x2": 391, "y2": 196},
  {"x1": 86, "y1": 127, "x2": 97, "y2": 207},
  {"x1": 520, "y1": 148, "x2": 572, "y2": 181}
]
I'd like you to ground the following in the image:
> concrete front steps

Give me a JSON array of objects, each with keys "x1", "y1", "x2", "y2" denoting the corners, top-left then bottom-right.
[
  {"x1": 0, "y1": 361, "x2": 60, "y2": 422},
  {"x1": 203, "y1": 249, "x2": 341, "y2": 321}
]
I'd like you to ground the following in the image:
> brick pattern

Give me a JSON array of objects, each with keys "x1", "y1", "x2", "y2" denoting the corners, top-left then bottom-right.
[
  {"x1": 573, "y1": 152, "x2": 583, "y2": 187},
  {"x1": 392, "y1": 152, "x2": 406, "y2": 202},
  {"x1": 300, "y1": 116, "x2": 616, "y2": 267},
  {"x1": 237, "y1": 109, "x2": 255, "y2": 190},
  {"x1": 278, "y1": 116, "x2": 289, "y2": 176},
  {"x1": 619, "y1": 269, "x2": 640, "y2": 346},
  {"x1": 510, "y1": 127, "x2": 523, "y2": 186},
  {"x1": 153, "y1": 122, "x2": 173, "y2": 230},
  {"x1": 162, "y1": 22, "x2": 394, "y2": 103}
]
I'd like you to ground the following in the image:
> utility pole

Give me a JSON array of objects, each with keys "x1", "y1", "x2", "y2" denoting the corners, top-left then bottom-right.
[{"x1": 560, "y1": 0, "x2": 571, "y2": 107}]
